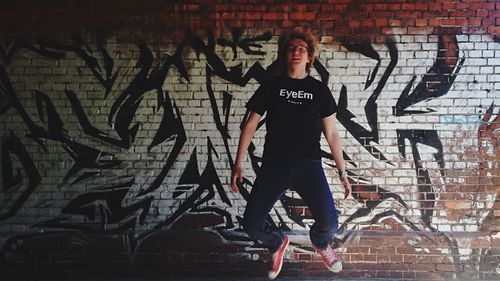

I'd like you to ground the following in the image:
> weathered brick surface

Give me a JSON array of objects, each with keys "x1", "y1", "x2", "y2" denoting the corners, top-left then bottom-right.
[{"x1": 0, "y1": 0, "x2": 499, "y2": 280}]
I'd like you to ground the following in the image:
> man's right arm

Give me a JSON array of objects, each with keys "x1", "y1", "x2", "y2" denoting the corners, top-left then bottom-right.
[{"x1": 231, "y1": 111, "x2": 262, "y2": 192}]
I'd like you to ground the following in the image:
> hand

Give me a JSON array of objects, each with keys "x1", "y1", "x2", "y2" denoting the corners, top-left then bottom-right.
[
  {"x1": 231, "y1": 166, "x2": 243, "y2": 193},
  {"x1": 339, "y1": 173, "x2": 351, "y2": 199}
]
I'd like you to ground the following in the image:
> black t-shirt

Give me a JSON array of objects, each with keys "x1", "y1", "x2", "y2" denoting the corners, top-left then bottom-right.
[{"x1": 246, "y1": 75, "x2": 337, "y2": 160}]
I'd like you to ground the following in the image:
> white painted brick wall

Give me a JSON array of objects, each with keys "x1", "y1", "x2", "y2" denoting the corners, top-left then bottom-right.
[{"x1": 0, "y1": 32, "x2": 498, "y2": 240}]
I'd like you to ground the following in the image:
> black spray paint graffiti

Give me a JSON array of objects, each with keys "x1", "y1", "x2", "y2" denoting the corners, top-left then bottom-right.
[
  {"x1": 34, "y1": 179, "x2": 152, "y2": 233},
  {"x1": 394, "y1": 35, "x2": 465, "y2": 116},
  {"x1": 140, "y1": 138, "x2": 232, "y2": 237},
  {"x1": 0, "y1": 30, "x2": 279, "y2": 258},
  {"x1": 0, "y1": 29, "x2": 490, "y2": 276},
  {"x1": 1, "y1": 132, "x2": 41, "y2": 220},
  {"x1": 217, "y1": 29, "x2": 273, "y2": 60},
  {"x1": 32, "y1": 90, "x2": 122, "y2": 182}
]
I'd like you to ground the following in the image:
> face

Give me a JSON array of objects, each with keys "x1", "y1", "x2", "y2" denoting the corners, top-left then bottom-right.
[{"x1": 286, "y1": 38, "x2": 311, "y2": 71}]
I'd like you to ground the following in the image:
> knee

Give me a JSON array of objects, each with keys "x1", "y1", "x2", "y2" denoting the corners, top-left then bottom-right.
[
  {"x1": 324, "y1": 211, "x2": 338, "y2": 230},
  {"x1": 327, "y1": 215, "x2": 338, "y2": 230},
  {"x1": 324, "y1": 219, "x2": 338, "y2": 234},
  {"x1": 242, "y1": 216, "x2": 260, "y2": 237},
  {"x1": 313, "y1": 215, "x2": 338, "y2": 233}
]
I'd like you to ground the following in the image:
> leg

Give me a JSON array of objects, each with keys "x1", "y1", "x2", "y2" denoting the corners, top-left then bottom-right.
[
  {"x1": 243, "y1": 160, "x2": 290, "y2": 252},
  {"x1": 290, "y1": 160, "x2": 338, "y2": 249}
]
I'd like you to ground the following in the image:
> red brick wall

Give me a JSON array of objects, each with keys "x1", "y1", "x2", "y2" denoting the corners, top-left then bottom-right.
[
  {"x1": 0, "y1": 0, "x2": 499, "y2": 280},
  {"x1": 1, "y1": 1, "x2": 499, "y2": 41}
]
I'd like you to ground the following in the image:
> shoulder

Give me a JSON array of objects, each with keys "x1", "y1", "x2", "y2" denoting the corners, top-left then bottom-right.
[
  {"x1": 305, "y1": 76, "x2": 330, "y2": 93},
  {"x1": 259, "y1": 76, "x2": 285, "y2": 89}
]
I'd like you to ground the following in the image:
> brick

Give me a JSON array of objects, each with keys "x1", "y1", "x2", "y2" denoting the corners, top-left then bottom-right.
[
  {"x1": 401, "y1": 3, "x2": 416, "y2": 10},
  {"x1": 289, "y1": 12, "x2": 315, "y2": 20},
  {"x1": 408, "y1": 27, "x2": 434, "y2": 35},
  {"x1": 380, "y1": 262, "x2": 408, "y2": 271},
  {"x1": 1, "y1": 1, "x2": 499, "y2": 278},
  {"x1": 239, "y1": 12, "x2": 262, "y2": 20},
  {"x1": 386, "y1": 4, "x2": 401, "y2": 11},
  {"x1": 436, "y1": 263, "x2": 459, "y2": 272},
  {"x1": 295, "y1": 253, "x2": 313, "y2": 261},
  {"x1": 262, "y1": 12, "x2": 288, "y2": 20},
  {"x1": 364, "y1": 254, "x2": 377, "y2": 262},
  {"x1": 397, "y1": 247, "x2": 418, "y2": 255},
  {"x1": 303, "y1": 261, "x2": 329, "y2": 270}
]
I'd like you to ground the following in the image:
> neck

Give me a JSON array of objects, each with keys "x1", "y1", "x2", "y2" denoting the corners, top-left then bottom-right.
[{"x1": 287, "y1": 67, "x2": 308, "y2": 79}]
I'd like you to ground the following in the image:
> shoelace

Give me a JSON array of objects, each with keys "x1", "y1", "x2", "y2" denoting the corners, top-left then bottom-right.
[
  {"x1": 271, "y1": 252, "x2": 281, "y2": 268},
  {"x1": 324, "y1": 247, "x2": 339, "y2": 263}
]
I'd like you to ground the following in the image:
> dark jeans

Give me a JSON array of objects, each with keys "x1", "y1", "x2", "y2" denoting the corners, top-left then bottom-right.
[{"x1": 243, "y1": 159, "x2": 338, "y2": 253}]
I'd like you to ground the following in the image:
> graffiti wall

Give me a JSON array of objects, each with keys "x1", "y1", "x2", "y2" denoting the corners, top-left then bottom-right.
[{"x1": 0, "y1": 1, "x2": 499, "y2": 280}]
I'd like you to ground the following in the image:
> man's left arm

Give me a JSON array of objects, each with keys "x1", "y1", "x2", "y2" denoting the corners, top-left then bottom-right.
[{"x1": 321, "y1": 114, "x2": 351, "y2": 199}]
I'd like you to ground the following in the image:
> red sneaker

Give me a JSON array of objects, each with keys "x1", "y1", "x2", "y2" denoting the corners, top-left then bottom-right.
[
  {"x1": 314, "y1": 244, "x2": 342, "y2": 273},
  {"x1": 268, "y1": 235, "x2": 289, "y2": 280}
]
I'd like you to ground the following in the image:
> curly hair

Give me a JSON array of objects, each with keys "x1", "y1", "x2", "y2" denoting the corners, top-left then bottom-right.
[{"x1": 279, "y1": 28, "x2": 318, "y2": 73}]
